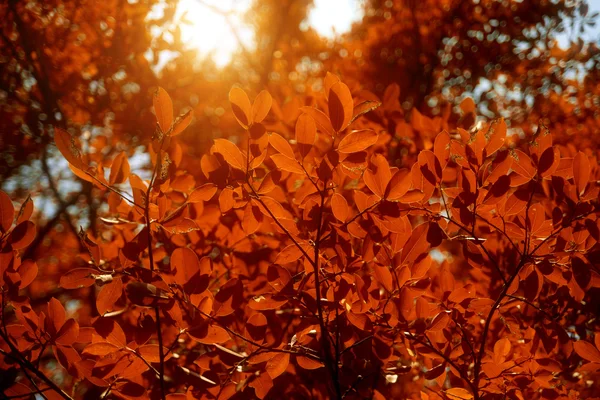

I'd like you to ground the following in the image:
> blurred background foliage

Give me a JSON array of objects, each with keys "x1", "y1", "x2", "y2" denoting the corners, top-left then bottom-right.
[{"x1": 1, "y1": 0, "x2": 599, "y2": 297}]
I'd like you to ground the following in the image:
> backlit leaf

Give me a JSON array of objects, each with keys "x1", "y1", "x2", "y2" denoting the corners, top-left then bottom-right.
[
  {"x1": 229, "y1": 86, "x2": 252, "y2": 128},
  {"x1": 573, "y1": 151, "x2": 590, "y2": 195},
  {"x1": 338, "y1": 129, "x2": 378, "y2": 153},
  {"x1": 154, "y1": 87, "x2": 173, "y2": 133},
  {"x1": 251, "y1": 90, "x2": 272, "y2": 123},
  {"x1": 328, "y1": 81, "x2": 353, "y2": 132},
  {"x1": 213, "y1": 139, "x2": 246, "y2": 171}
]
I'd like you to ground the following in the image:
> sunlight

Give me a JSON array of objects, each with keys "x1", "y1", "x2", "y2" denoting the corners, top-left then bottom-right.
[
  {"x1": 307, "y1": 0, "x2": 364, "y2": 38},
  {"x1": 176, "y1": 0, "x2": 254, "y2": 67},
  {"x1": 176, "y1": 0, "x2": 363, "y2": 67}
]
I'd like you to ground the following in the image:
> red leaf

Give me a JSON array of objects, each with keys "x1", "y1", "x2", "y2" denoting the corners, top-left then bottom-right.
[
  {"x1": 374, "y1": 265, "x2": 394, "y2": 293},
  {"x1": 493, "y1": 338, "x2": 511, "y2": 364},
  {"x1": 56, "y1": 318, "x2": 79, "y2": 346},
  {"x1": 188, "y1": 321, "x2": 230, "y2": 344},
  {"x1": 137, "y1": 344, "x2": 172, "y2": 363},
  {"x1": 573, "y1": 340, "x2": 600, "y2": 363},
  {"x1": 511, "y1": 150, "x2": 536, "y2": 182},
  {"x1": 0, "y1": 190, "x2": 14, "y2": 233},
  {"x1": 428, "y1": 311, "x2": 450, "y2": 331},
  {"x1": 249, "y1": 372, "x2": 273, "y2": 399},
  {"x1": 460, "y1": 97, "x2": 475, "y2": 114},
  {"x1": 83, "y1": 342, "x2": 121, "y2": 356},
  {"x1": 96, "y1": 278, "x2": 123, "y2": 316},
  {"x1": 433, "y1": 131, "x2": 451, "y2": 169},
  {"x1": 331, "y1": 193, "x2": 349, "y2": 222},
  {"x1": 18, "y1": 260, "x2": 37, "y2": 289},
  {"x1": 401, "y1": 222, "x2": 430, "y2": 264},
  {"x1": 296, "y1": 355, "x2": 324, "y2": 370},
  {"x1": 364, "y1": 154, "x2": 392, "y2": 198},
  {"x1": 484, "y1": 118, "x2": 506, "y2": 157},
  {"x1": 60, "y1": 268, "x2": 98, "y2": 289},
  {"x1": 266, "y1": 352, "x2": 290, "y2": 379},
  {"x1": 385, "y1": 168, "x2": 412, "y2": 201},
  {"x1": 573, "y1": 151, "x2": 590, "y2": 195}
]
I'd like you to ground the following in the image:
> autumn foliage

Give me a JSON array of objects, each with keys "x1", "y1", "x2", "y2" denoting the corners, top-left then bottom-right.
[{"x1": 1, "y1": 68, "x2": 600, "y2": 400}]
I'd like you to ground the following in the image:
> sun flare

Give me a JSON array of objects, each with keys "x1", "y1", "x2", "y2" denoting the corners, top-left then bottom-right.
[
  {"x1": 176, "y1": 0, "x2": 363, "y2": 67},
  {"x1": 176, "y1": 0, "x2": 254, "y2": 67}
]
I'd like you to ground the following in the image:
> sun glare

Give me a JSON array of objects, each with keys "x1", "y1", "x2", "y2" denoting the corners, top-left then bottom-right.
[
  {"x1": 176, "y1": 0, "x2": 254, "y2": 67},
  {"x1": 175, "y1": 0, "x2": 363, "y2": 67},
  {"x1": 307, "y1": 0, "x2": 364, "y2": 38}
]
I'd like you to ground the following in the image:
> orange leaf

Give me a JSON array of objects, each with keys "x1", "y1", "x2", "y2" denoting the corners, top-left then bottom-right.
[
  {"x1": 374, "y1": 265, "x2": 394, "y2": 293},
  {"x1": 249, "y1": 372, "x2": 273, "y2": 399},
  {"x1": 188, "y1": 322, "x2": 230, "y2": 344},
  {"x1": 275, "y1": 244, "x2": 304, "y2": 264},
  {"x1": 96, "y1": 278, "x2": 123, "y2": 316},
  {"x1": 188, "y1": 183, "x2": 217, "y2": 203},
  {"x1": 83, "y1": 342, "x2": 120, "y2": 356},
  {"x1": 60, "y1": 268, "x2": 98, "y2": 289},
  {"x1": 300, "y1": 106, "x2": 336, "y2": 137},
  {"x1": 296, "y1": 356, "x2": 324, "y2": 370},
  {"x1": 18, "y1": 260, "x2": 38, "y2": 289},
  {"x1": 573, "y1": 151, "x2": 590, "y2": 195},
  {"x1": 55, "y1": 318, "x2": 79, "y2": 346},
  {"x1": 271, "y1": 154, "x2": 304, "y2": 174},
  {"x1": 229, "y1": 86, "x2": 252, "y2": 128},
  {"x1": 109, "y1": 152, "x2": 130, "y2": 185},
  {"x1": 170, "y1": 109, "x2": 193, "y2": 136},
  {"x1": 213, "y1": 139, "x2": 246, "y2": 171},
  {"x1": 446, "y1": 387, "x2": 474, "y2": 400},
  {"x1": 137, "y1": 344, "x2": 172, "y2": 363},
  {"x1": 269, "y1": 133, "x2": 295, "y2": 159},
  {"x1": 538, "y1": 146, "x2": 560, "y2": 178},
  {"x1": 364, "y1": 154, "x2": 391, "y2": 198},
  {"x1": 433, "y1": 131, "x2": 451, "y2": 169},
  {"x1": 484, "y1": 118, "x2": 506, "y2": 157},
  {"x1": 493, "y1": 338, "x2": 511, "y2": 364},
  {"x1": 8, "y1": 221, "x2": 36, "y2": 250},
  {"x1": 511, "y1": 150, "x2": 536, "y2": 182},
  {"x1": 16, "y1": 195, "x2": 33, "y2": 225},
  {"x1": 154, "y1": 87, "x2": 173, "y2": 133},
  {"x1": 428, "y1": 311, "x2": 450, "y2": 331},
  {"x1": 574, "y1": 340, "x2": 600, "y2": 363},
  {"x1": 385, "y1": 168, "x2": 412, "y2": 201},
  {"x1": 460, "y1": 97, "x2": 475, "y2": 114},
  {"x1": 338, "y1": 129, "x2": 378, "y2": 153},
  {"x1": 266, "y1": 352, "x2": 290, "y2": 379},
  {"x1": 54, "y1": 128, "x2": 86, "y2": 170},
  {"x1": 331, "y1": 193, "x2": 349, "y2": 222},
  {"x1": 251, "y1": 90, "x2": 272, "y2": 123},
  {"x1": 295, "y1": 113, "x2": 317, "y2": 157},
  {"x1": 328, "y1": 81, "x2": 353, "y2": 132}
]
